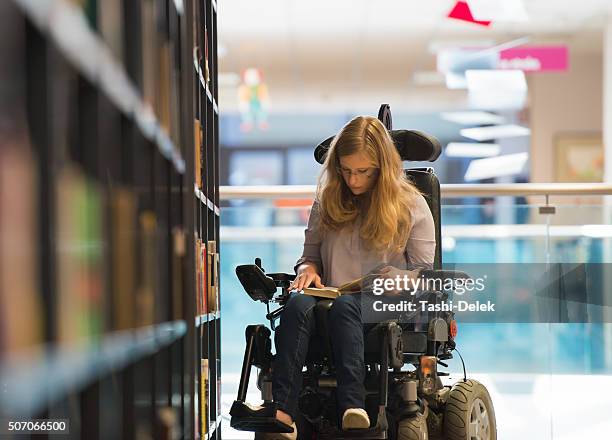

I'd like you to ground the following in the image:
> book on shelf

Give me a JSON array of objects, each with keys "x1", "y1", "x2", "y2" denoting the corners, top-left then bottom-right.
[
  {"x1": 110, "y1": 187, "x2": 136, "y2": 330},
  {"x1": 191, "y1": 0, "x2": 198, "y2": 51},
  {"x1": 207, "y1": 241, "x2": 219, "y2": 313},
  {"x1": 194, "y1": 368, "x2": 200, "y2": 439},
  {"x1": 0, "y1": 146, "x2": 43, "y2": 353},
  {"x1": 97, "y1": 0, "x2": 124, "y2": 61},
  {"x1": 195, "y1": 238, "x2": 202, "y2": 315},
  {"x1": 67, "y1": 0, "x2": 97, "y2": 29},
  {"x1": 216, "y1": 358, "x2": 221, "y2": 423},
  {"x1": 158, "y1": 40, "x2": 172, "y2": 134},
  {"x1": 204, "y1": 25, "x2": 210, "y2": 84},
  {"x1": 301, "y1": 276, "x2": 365, "y2": 299},
  {"x1": 69, "y1": 1, "x2": 127, "y2": 62},
  {"x1": 136, "y1": 210, "x2": 157, "y2": 327},
  {"x1": 201, "y1": 241, "x2": 208, "y2": 314},
  {"x1": 171, "y1": 227, "x2": 185, "y2": 320},
  {"x1": 195, "y1": 238, "x2": 208, "y2": 316},
  {"x1": 201, "y1": 359, "x2": 209, "y2": 435},
  {"x1": 194, "y1": 119, "x2": 202, "y2": 189},
  {"x1": 156, "y1": 407, "x2": 179, "y2": 440},
  {"x1": 141, "y1": 0, "x2": 159, "y2": 111},
  {"x1": 168, "y1": 12, "x2": 181, "y2": 149},
  {"x1": 56, "y1": 165, "x2": 104, "y2": 343}
]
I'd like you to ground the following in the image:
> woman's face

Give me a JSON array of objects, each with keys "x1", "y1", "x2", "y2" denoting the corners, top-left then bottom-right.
[{"x1": 338, "y1": 151, "x2": 378, "y2": 196}]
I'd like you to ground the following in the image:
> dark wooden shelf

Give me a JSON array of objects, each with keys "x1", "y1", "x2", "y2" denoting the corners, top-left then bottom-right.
[
  {"x1": 0, "y1": 321, "x2": 187, "y2": 418},
  {"x1": 208, "y1": 418, "x2": 222, "y2": 438},
  {"x1": 195, "y1": 184, "x2": 221, "y2": 216},
  {"x1": 4, "y1": 0, "x2": 220, "y2": 436},
  {"x1": 193, "y1": 55, "x2": 219, "y2": 114}
]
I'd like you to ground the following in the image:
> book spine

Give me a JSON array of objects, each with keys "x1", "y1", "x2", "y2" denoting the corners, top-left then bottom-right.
[
  {"x1": 136, "y1": 211, "x2": 157, "y2": 327},
  {"x1": 111, "y1": 188, "x2": 136, "y2": 330},
  {"x1": 171, "y1": 227, "x2": 185, "y2": 320},
  {"x1": 0, "y1": 147, "x2": 42, "y2": 352},
  {"x1": 201, "y1": 359, "x2": 209, "y2": 435}
]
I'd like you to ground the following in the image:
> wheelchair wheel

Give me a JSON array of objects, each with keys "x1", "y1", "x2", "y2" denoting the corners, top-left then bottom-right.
[
  {"x1": 443, "y1": 379, "x2": 496, "y2": 440},
  {"x1": 397, "y1": 412, "x2": 428, "y2": 440}
]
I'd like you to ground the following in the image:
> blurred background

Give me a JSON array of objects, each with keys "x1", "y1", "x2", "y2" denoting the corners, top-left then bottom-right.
[{"x1": 216, "y1": 1, "x2": 612, "y2": 438}]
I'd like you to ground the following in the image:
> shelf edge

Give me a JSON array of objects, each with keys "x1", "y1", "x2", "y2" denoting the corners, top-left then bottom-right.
[{"x1": 0, "y1": 320, "x2": 187, "y2": 417}]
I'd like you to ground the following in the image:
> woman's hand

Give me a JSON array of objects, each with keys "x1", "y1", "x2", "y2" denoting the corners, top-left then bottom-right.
[
  {"x1": 376, "y1": 266, "x2": 421, "y2": 296},
  {"x1": 290, "y1": 263, "x2": 324, "y2": 291}
]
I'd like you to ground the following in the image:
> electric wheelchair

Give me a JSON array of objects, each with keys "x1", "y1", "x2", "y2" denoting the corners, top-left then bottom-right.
[{"x1": 230, "y1": 105, "x2": 497, "y2": 440}]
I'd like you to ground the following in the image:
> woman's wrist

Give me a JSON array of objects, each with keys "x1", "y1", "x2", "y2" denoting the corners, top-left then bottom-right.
[{"x1": 297, "y1": 262, "x2": 318, "y2": 275}]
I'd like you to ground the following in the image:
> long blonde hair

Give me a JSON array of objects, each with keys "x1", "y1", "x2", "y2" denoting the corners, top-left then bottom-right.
[{"x1": 316, "y1": 116, "x2": 421, "y2": 253}]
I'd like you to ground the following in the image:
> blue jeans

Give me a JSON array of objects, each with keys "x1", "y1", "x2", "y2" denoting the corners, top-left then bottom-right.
[{"x1": 272, "y1": 293, "x2": 367, "y2": 419}]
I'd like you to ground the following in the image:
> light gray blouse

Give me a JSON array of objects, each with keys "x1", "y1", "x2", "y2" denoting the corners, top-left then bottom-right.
[{"x1": 294, "y1": 195, "x2": 436, "y2": 287}]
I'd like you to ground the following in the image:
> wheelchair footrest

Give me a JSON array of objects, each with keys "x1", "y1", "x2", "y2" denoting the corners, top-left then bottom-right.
[{"x1": 229, "y1": 401, "x2": 294, "y2": 433}]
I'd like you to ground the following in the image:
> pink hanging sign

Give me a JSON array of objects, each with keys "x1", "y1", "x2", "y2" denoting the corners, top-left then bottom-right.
[{"x1": 499, "y1": 46, "x2": 569, "y2": 72}]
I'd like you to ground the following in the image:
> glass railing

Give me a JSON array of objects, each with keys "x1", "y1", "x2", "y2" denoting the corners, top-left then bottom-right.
[{"x1": 219, "y1": 190, "x2": 612, "y2": 439}]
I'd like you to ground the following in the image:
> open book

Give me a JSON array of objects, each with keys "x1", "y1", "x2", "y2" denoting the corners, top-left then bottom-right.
[{"x1": 301, "y1": 276, "x2": 365, "y2": 299}]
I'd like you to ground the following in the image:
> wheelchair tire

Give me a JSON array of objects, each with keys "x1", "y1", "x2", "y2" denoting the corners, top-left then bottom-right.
[
  {"x1": 397, "y1": 413, "x2": 428, "y2": 440},
  {"x1": 443, "y1": 379, "x2": 496, "y2": 440}
]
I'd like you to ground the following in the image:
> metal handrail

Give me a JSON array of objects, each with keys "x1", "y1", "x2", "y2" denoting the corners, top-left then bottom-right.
[{"x1": 220, "y1": 183, "x2": 612, "y2": 200}]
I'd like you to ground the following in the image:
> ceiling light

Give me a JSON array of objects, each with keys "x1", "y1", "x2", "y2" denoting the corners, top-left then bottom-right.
[
  {"x1": 460, "y1": 125, "x2": 531, "y2": 141},
  {"x1": 464, "y1": 152, "x2": 528, "y2": 181},
  {"x1": 466, "y1": 69, "x2": 527, "y2": 92},
  {"x1": 441, "y1": 111, "x2": 505, "y2": 125},
  {"x1": 445, "y1": 142, "x2": 501, "y2": 157}
]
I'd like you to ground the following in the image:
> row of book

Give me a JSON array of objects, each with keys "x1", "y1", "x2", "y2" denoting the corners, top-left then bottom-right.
[
  {"x1": 196, "y1": 239, "x2": 220, "y2": 316},
  {"x1": 193, "y1": 0, "x2": 212, "y2": 86},
  {"x1": 68, "y1": 0, "x2": 190, "y2": 154},
  {"x1": 86, "y1": 0, "x2": 213, "y2": 164},
  {"x1": 0, "y1": 144, "x2": 186, "y2": 354},
  {"x1": 58, "y1": 165, "x2": 185, "y2": 340},
  {"x1": 195, "y1": 119, "x2": 203, "y2": 189},
  {"x1": 193, "y1": 3, "x2": 219, "y2": 439},
  {"x1": 195, "y1": 358, "x2": 221, "y2": 437}
]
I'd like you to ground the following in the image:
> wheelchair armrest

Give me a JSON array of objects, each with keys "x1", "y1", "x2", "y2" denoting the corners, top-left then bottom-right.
[{"x1": 267, "y1": 272, "x2": 296, "y2": 288}]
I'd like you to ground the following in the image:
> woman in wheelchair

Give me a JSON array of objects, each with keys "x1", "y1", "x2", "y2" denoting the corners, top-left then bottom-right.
[{"x1": 266, "y1": 115, "x2": 436, "y2": 439}]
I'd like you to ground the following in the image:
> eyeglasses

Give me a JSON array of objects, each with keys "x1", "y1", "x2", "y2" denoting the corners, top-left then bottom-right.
[{"x1": 336, "y1": 167, "x2": 379, "y2": 179}]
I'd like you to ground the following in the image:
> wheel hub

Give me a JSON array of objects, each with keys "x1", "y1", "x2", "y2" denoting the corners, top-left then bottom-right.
[{"x1": 468, "y1": 397, "x2": 490, "y2": 440}]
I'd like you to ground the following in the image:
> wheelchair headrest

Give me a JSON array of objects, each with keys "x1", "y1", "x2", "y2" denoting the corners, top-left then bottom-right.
[{"x1": 314, "y1": 129, "x2": 442, "y2": 164}]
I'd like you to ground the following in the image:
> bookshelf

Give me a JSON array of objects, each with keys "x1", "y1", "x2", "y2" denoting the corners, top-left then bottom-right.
[{"x1": 0, "y1": 0, "x2": 220, "y2": 439}]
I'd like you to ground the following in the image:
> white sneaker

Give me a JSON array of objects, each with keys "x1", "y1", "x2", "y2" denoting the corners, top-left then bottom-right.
[
  {"x1": 254, "y1": 422, "x2": 297, "y2": 440},
  {"x1": 342, "y1": 408, "x2": 371, "y2": 430}
]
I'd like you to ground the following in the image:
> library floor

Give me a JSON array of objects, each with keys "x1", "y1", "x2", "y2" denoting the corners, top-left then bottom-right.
[{"x1": 220, "y1": 371, "x2": 612, "y2": 439}]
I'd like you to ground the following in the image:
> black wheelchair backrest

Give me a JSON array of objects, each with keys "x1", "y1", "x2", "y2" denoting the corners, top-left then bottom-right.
[
  {"x1": 405, "y1": 168, "x2": 442, "y2": 270},
  {"x1": 314, "y1": 129, "x2": 441, "y2": 164}
]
